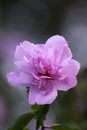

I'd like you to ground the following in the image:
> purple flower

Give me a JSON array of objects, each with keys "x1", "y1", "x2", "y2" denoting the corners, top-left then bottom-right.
[{"x1": 7, "y1": 35, "x2": 80, "y2": 105}]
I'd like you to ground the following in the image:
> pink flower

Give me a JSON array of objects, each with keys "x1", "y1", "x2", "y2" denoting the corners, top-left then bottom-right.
[{"x1": 7, "y1": 35, "x2": 80, "y2": 105}]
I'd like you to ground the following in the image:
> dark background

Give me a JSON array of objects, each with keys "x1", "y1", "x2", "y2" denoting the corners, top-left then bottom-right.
[{"x1": 0, "y1": 0, "x2": 87, "y2": 130}]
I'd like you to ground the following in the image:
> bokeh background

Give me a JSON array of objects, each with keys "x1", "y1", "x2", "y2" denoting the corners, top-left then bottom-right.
[{"x1": 0, "y1": 0, "x2": 87, "y2": 130}]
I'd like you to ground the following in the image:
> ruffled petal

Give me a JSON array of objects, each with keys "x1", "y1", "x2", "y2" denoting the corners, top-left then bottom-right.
[
  {"x1": 28, "y1": 83, "x2": 57, "y2": 105},
  {"x1": 46, "y1": 35, "x2": 67, "y2": 53},
  {"x1": 68, "y1": 59, "x2": 80, "y2": 76},
  {"x1": 60, "y1": 59, "x2": 80, "y2": 76},
  {"x1": 7, "y1": 71, "x2": 34, "y2": 87},
  {"x1": 15, "y1": 41, "x2": 39, "y2": 73},
  {"x1": 15, "y1": 41, "x2": 36, "y2": 60},
  {"x1": 46, "y1": 35, "x2": 66, "y2": 46},
  {"x1": 15, "y1": 57, "x2": 35, "y2": 74},
  {"x1": 55, "y1": 76, "x2": 77, "y2": 91},
  {"x1": 20, "y1": 41, "x2": 36, "y2": 57},
  {"x1": 45, "y1": 35, "x2": 72, "y2": 65},
  {"x1": 35, "y1": 44, "x2": 45, "y2": 57},
  {"x1": 15, "y1": 44, "x2": 29, "y2": 60},
  {"x1": 59, "y1": 45, "x2": 72, "y2": 66},
  {"x1": 56, "y1": 59, "x2": 80, "y2": 91}
]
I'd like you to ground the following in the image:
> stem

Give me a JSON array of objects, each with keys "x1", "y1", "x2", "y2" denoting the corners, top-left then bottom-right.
[{"x1": 41, "y1": 121, "x2": 45, "y2": 130}]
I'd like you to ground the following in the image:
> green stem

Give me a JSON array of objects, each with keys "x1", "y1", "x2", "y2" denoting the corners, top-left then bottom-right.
[{"x1": 41, "y1": 121, "x2": 45, "y2": 130}]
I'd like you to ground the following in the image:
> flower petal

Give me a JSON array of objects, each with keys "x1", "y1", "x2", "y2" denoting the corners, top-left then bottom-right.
[
  {"x1": 15, "y1": 44, "x2": 29, "y2": 60},
  {"x1": 29, "y1": 83, "x2": 57, "y2": 104},
  {"x1": 56, "y1": 59, "x2": 80, "y2": 91},
  {"x1": 59, "y1": 45, "x2": 72, "y2": 66},
  {"x1": 68, "y1": 59, "x2": 80, "y2": 76},
  {"x1": 21, "y1": 41, "x2": 36, "y2": 57},
  {"x1": 15, "y1": 57, "x2": 35, "y2": 74},
  {"x1": 15, "y1": 41, "x2": 36, "y2": 60},
  {"x1": 7, "y1": 71, "x2": 34, "y2": 87},
  {"x1": 45, "y1": 35, "x2": 72, "y2": 65},
  {"x1": 55, "y1": 76, "x2": 77, "y2": 91},
  {"x1": 46, "y1": 35, "x2": 66, "y2": 46},
  {"x1": 46, "y1": 35, "x2": 67, "y2": 54}
]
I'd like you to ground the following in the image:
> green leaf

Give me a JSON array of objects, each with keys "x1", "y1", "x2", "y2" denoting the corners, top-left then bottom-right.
[
  {"x1": 8, "y1": 112, "x2": 34, "y2": 130},
  {"x1": 35, "y1": 104, "x2": 50, "y2": 130},
  {"x1": 50, "y1": 124, "x2": 80, "y2": 130}
]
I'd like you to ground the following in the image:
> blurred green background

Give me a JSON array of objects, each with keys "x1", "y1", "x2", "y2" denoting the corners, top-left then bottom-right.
[{"x1": 0, "y1": 0, "x2": 87, "y2": 130}]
